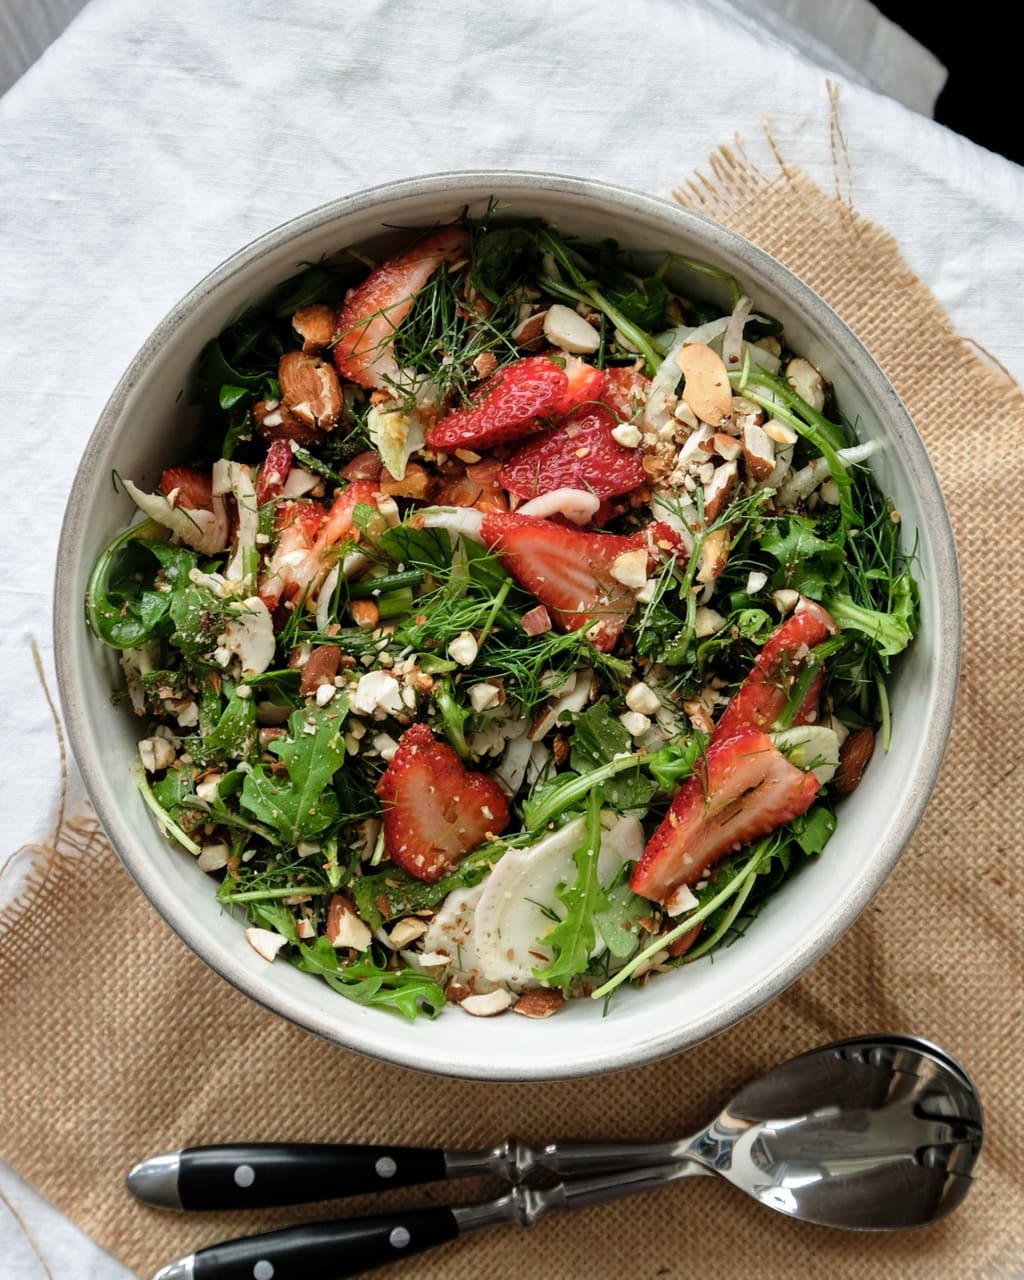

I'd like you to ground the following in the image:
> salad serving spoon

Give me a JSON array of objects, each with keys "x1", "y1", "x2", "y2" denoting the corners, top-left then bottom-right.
[{"x1": 145, "y1": 1034, "x2": 983, "y2": 1279}]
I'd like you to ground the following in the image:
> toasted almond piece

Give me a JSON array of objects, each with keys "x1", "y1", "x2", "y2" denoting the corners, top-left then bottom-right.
[
  {"x1": 293, "y1": 304, "x2": 337, "y2": 352},
  {"x1": 610, "y1": 548, "x2": 649, "y2": 589},
  {"x1": 300, "y1": 645, "x2": 342, "y2": 696},
  {"x1": 696, "y1": 526, "x2": 730, "y2": 584},
  {"x1": 278, "y1": 351, "x2": 343, "y2": 429},
  {"x1": 351, "y1": 599, "x2": 380, "y2": 629},
  {"x1": 832, "y1": 728, "x2": 875, "y2": 795},
  {"x1": 380, "y1": 462, "x2": 433, "y2": 501},
  {"x1": 254, "y1": 398, "x2": 320, "y2": 446},
  {"x1": 785, "y1": 357, "x2": 826, "y2": 412},
  {"x1": 513, "y1": 989, "x2": 565, "y2": 1019},
  {"x1": 712, "y1": 432, "x2": 742, "y2": 462},
  {"x1": 694, "y1": 606, "x2": 727, "y2": 638},
  {"x1": 326, "y1": 894, "x2": 372, "y2": 951},
  {"x1": 543, "y1": 304, "x2": 601, "y2": 354},
  {"x1": 763, "y1": 418, "x2": 799, "y2": 446},
  {"x1": 388, "y1": 917, "x2": 430, "y2": 948},
  {"x1": 676, "y1": 343, "x2": 734, "y2": 428},
  {"x1": 460, "y1": 989, "x2": 514, "y2": 1017},
  {"x1": 342, "y1": 450, "x2": 384, "y2": 482},
  {"x1": 512, "y1": 309, "x2": 548, "y2": 346},
  {"x1": 246, "y1": 927, "x2": 288, "y2": 962},
  {"x1": 702, "y1": 460, "x2": 739, "y2": 522},
  {"x1": 742, "y1": 421, "x2": 777, "y2": 481},
  {"x1": 682, "y1": 699, "x2": 715, "y2": 734}
]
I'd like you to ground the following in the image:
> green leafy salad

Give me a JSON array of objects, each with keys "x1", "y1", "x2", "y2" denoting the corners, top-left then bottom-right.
[{"x1": 85, "y1": 211, "x2": 917, "y2": 1021}]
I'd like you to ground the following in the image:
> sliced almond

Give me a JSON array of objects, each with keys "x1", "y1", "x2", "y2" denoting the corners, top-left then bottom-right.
[
  {"x1": 512, "y1": 309, "x2": 548, "y2": 347},
  {"x1": 278, "y1": 351, "x2": 343, "y2": 430},
  {"x1": 833, "y1": 728, "x2": 875, "y2": 795},
  {"x1": 763, "y1": 418, "x2": 799, "y2": 447},
  {"x1": 245, "y1": 927, "x2": 288, "y2": 962},
  {"x1": 702, "y1": 460, "x2": 738, "y2": 522},
  {"x1": 460, "y1": 989, "x2": 514, "y2": 1017},
  {"x1": 543, "y1": 304, "x2": 601, "y2": 354},
  {"x1": 676, "y1": 343, "x2": 733, "y2": 428},
  {"x1": 742, "y1": 421, "x2": 777, "y2": 481},
  {"x1": 513, "y1": 989, "x2": 565, "y2": 1019},
  {"x1": 292, "y1": 304, "x2": 337, "y2": 352}
]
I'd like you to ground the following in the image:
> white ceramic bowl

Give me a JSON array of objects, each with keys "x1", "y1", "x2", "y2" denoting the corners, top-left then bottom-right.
[{"x1": 54, "y1": 172, "x2": 960, "y2": 1080}]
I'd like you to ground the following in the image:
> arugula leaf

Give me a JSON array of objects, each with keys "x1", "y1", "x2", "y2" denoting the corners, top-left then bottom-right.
[
  {"x1": 761, "y1": 516, "x2": 845, "y2": 599},
  {"x1": 203, "y1": 687, "x2": 258, "y2": 764},
  {"x1": 532, "y1": 791, "x2": 608, "y2": 989},
  {"x1": 645, "y1": 735, "x2": 708, "y2": 792},
  {"x1": 566, "y1": 702, "x2": 657, "y2": 816},
  {"x1": 240, "y1": 703, "x2": 348, "y2": 845},
  {"x1": 353, "y1": 842, "x2": 504, "y2": 930},
  {"x1": 85, "y1": 523, "x2": 193, "y2": 649},
  {"x1": 293, "y1": 938, "x2": 445, "y2": 1020},
  {"x1": 790, "y1": 802, "x2": 837, "y2": 856},
  {"x1": 594, "y1": 879, "x2": 654, "y2": 960},
  {"x1": 825, "y1": 578, "x2": 917, "y2": 657}
]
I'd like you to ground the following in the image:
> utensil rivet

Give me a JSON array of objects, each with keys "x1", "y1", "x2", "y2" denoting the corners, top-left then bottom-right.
[
  {"x1": 253, "y1": 1262, "x2": 274, "y2": 1280},
  {"x1": 389, "y1": 1226, "x2": 411, "y2": 1249},
  {"x1": 234, "y1": 1164, "x2": 255, "y2": 1188},
  {"x1": 376, "y1": 1157, "x2": 398, "y2": 1178}
]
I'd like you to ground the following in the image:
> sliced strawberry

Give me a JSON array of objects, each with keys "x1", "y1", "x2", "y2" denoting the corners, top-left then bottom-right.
[
  {"x1": 259, "y1": 500, "x2": 327, "y2": 610},
  {"x1": 713, "y1": 601, "x2": 839, "y2": 741},
  {"x1": 499, "y1": 402, "x2": 645, "y2": 500},
  {"x1": 630, "y1": 728, "x2": 821, "y2": 903},
  {"x1": 313, "y1": 479, "x2": 382, "y2": 552},
  {"x1": 602, "y1": 365, "x2": 652, "y2": 421},
  {"x1": 375, "y1": 724, "x2": 511, "y2": 884},
  {"x1": 333, "y1": 227, "x2": 469, "y2": 389},
  {"x1": 255, "y1": 439, "x2": 293, "y2": 507},
  {"x1": 160, "y1": 467, "x2": 212, "y2": 511},
  {"x1": 480, "y1": 513, "x2": 671, "y2": 652},
  {"x1": 548, "y1": 355, "x2": 606, "y2": 417},
  {"x1": 425, "y1": 356, "x2": 568, "y2": 452}
]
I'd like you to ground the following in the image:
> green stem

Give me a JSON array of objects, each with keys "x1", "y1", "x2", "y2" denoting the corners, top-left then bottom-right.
[
  {"x1": 220, "y1": 885, "x2": 334, "y2": 903},
  {"x1": 875, "y1": 671, "x2": 892, "y2": 751},
  {"x1": 589, "y1": 838, "x2": 772, "y2": 1000},
  {"x1": 348, "y1": 570, "x2": 426, "y2": 599},
  {"x1": 684, "y1": 871, "x2": 757, "y2": 961},
  {"x1": 523, "y1": 753, "x2": 643, "y2": 831},
  {"x1": 136, "y1": 769, "x2": 200, "y2": 856},
  {"x1": 477, "y1": 577, "x2": 511, "y2": 652}
]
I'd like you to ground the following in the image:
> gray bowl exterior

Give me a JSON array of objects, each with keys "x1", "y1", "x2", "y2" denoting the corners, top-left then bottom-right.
[{"x1": 54, "y1": 172, "x2": 960, "y2": 1080}]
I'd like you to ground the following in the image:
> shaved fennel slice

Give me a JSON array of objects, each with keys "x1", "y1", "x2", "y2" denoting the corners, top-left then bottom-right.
[
  {"x1": 121, "y1": 479, "x2": 229, "y2": 555},
  {"x1": 472, "y1": 813, "x2": 644, "y2": 988}
]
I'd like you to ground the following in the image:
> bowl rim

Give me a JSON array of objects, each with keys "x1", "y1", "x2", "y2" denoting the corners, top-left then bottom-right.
[{"x1": 54, "y1": 169, "x2": 962, "y2": 1079}]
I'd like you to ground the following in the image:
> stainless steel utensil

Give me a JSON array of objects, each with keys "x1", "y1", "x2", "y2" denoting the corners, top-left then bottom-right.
[{"x1": 145, "y1": 1034, "x2": 983, "y2": 1278}]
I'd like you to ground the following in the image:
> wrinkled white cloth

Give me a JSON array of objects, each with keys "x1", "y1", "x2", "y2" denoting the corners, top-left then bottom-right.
[{"x1": 1, "y1": 1, "x2": 1021, "y2": 1275}]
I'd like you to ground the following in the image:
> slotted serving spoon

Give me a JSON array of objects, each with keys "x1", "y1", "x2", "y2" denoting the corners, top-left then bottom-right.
[{"x1": 142, "y1": 1034, "x2": 983, "y2": 1279}]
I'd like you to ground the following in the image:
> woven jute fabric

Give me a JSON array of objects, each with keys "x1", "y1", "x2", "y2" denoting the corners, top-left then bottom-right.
[{"x1": 3, "y1": 144, "x2": 1023, "y2": 1279}]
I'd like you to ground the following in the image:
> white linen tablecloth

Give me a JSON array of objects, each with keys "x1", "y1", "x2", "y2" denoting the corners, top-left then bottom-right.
[{"x1": 2, "y1": 2, "x2": 1021, "y2": 1274}]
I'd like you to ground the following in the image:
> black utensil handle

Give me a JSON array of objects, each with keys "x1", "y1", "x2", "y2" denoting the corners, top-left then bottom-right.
[
  {"x1": 189, "y1": 1208, "x2": 460, "y2": 1280},
  {"x1": 179, "y1": 1144, "x2": 448, "y2": 1209}
]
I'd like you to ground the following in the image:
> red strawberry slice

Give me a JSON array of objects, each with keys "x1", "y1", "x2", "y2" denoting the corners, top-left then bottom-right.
[
  {"x1": 480, "y1": 513, "x2": 673, "y2": 652},
  {"x1": 375, "y1": 723, "x2": 511, "y2": 883},
  {"x1": 259, "y1": 500, "x2": 327, "y2": 610},
  {"x1": 499, "y1": 402, "x2": 645, "y2": 501},
  {"x1": 333, "y1": 226, "x2": 469, "y2": 389},
  {"x1": 314, "y1": 479, "x2": 382, "y2": 552},
  {"x1": 713, "y1": 600, "x2": 839, "y2": 741},
  {"x1": 425, "y1": 356, "x2": 568, "y2": 452},
  {"x1": 255, "y1": 439, "x2": 293, "y2": 507},
  {"x1": 548, "y1": 355, "x2": 606, "y2": 417},
  {"x1": 630, "y1": 728, "x2": 821, "y2": 904},
  {"x1": 160, "y1": 467, "x2": 213, "y2": 511},
  {"x1": 602, "y1": 365, "x2": 652, "y2": 421}
]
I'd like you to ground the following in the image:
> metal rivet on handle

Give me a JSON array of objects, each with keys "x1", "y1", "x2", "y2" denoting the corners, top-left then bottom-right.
[
  {"x1": 253, "y1": 1262, "x2": 274, "y2": 1280},
  {"x1": 375, "y1": 1156, "x2": 397, "y2": 1179},
  {"x1": 389, "y1": 1227, "x2": 411, "y2": 1249},
  {"x1": 234, "y1": 1164, "x2": 256, "y2": 1188}
]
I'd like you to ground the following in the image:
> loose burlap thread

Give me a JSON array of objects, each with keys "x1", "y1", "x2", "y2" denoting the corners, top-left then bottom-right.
[{"x1": 3, "y1": 140, "x2": 1023, "y2": 1279}]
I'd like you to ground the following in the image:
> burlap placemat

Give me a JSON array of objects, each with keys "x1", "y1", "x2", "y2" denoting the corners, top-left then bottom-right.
[{"x1": 3, "y1": 136, "x2": 1023, "y2": 1279}]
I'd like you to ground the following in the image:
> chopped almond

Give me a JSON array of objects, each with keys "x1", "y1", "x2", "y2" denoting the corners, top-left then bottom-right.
[{"x1": 292, "y1": 304, "x2": 337, "y2": 352}]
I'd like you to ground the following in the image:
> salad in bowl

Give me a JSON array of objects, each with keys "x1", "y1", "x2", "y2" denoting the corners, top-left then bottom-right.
[{"x1": 84, "y1": 207, "x2": 916, "y2": 1025}]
